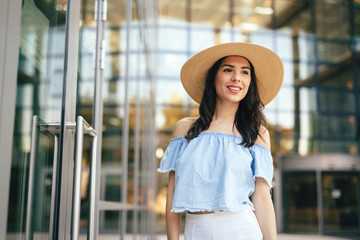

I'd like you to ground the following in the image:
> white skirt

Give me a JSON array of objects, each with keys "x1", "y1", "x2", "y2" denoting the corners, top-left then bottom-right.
[{"x1": 184, "y1": 205, "x2": 263, "y2": 240}]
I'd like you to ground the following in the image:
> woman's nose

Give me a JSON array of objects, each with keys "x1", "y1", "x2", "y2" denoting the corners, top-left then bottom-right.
[{"x1": 232, "y1": 73, "x2": 241, "y2": 82}]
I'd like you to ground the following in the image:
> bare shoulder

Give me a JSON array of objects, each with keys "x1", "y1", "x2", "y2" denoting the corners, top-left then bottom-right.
[
  {"x1": 172, "y1": 117, "x2": 198, "y2": 138},
  {"x1": 255, "y1": 125, "x2": 271, "y2": 149}
]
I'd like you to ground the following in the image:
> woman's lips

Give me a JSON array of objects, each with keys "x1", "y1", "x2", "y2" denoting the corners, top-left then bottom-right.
[{"x1": 227, "y1": 85, "x2": 242, "y2": 94}]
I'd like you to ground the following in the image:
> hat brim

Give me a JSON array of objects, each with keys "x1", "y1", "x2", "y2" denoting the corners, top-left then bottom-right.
[{"x1": 180, "y1": 42, "x2": 284, "y2": 106}]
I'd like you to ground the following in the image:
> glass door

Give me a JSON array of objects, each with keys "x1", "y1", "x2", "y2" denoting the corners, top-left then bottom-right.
[
  {"x1": 7, "y1": 0, "x2": 69, "y2": 238},
  {"x1": 322, "y1": 171, "x2": 360, "y2": 234},
  {"x1": 6, "y1": 0, "x2": 101, "y2": 239},
  {"x1": 282, "y1": 171, "x2": 319, "y2": 232}
]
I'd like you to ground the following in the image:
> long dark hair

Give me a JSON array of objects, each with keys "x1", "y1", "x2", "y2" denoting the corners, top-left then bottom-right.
[{"x1": 185, "y1": 56, "x2": 266, "y2": 147}]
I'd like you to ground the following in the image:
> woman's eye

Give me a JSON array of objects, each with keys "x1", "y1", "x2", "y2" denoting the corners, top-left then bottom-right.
[
  {"x1": 242, "y1": 70, "x2": 249, "y2": 75},
  {"x1": 223, "y1": 68, "x2": 232, "y2": 72}
]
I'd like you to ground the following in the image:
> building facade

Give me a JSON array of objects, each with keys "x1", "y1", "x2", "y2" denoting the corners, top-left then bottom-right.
[
  {"x1": 0, "y1": 0, "x2": 360, "y2": 239},
  {"x1": 155, "y1": 0, "x2": 360, "y2": 237}
]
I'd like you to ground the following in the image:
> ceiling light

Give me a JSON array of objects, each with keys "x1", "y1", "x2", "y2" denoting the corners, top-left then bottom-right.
[
  {"x1": 241, "y1": 22, "x2": 260, "y2": 32},
  {"x1": 254, "y1": 7, "x2": 273, "y2": 15}
]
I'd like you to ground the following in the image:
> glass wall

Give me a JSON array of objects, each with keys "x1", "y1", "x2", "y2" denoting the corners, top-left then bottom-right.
[
  {"x1": 155, "y1": 0, "x2": 360, "y2": 235},
  {"x1": 7, "y1": 0, "x2": 68, "y2": 237},
  {"x1": 5, "y1": 0, "x2": 158, "y2": 238},
  {"x1": 77, "y1": 0, "x2": 158, "y2": 237}
]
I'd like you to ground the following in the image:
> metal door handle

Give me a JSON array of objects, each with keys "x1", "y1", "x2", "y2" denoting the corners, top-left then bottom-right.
[
  {"x1": 27, "y1": 115, "x2": 98, "y2": 240},
  {"x1": 25, "y1": 116, "x2": 39, "y2": 240},
  {"x1": 72, "y1": 116, "x2": 98, "y2": 240},
  {"x1": 26, "y1": 116, "x2": 76, "y2": 240}
]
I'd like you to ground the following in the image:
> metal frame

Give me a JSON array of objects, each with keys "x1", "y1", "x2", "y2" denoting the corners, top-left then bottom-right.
[
  {"x1": 120, "y1": 0, "x2": 132, "y2": 238},
  {"x1": 0, "y1": 0, "x2": 23, "y2": 239},
  {"x1": 93, "y1": 0, "x2": 106, "y2": 238},
  {"x1": 53, "y1": 0, "x2": 82, "y2": 239}
]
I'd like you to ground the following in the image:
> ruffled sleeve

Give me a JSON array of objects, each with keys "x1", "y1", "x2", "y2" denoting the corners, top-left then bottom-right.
[
  {"x1": 250, "y1": 144, "x2": 274, "y2": 188},
  {"x1": 157, "y1": 137, "x2": 185, "y2": 173}
]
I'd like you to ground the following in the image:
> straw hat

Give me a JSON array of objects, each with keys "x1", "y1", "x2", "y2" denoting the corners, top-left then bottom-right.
[{"x1": 180, "y1": 42, "x2": 284, "y2": 106}]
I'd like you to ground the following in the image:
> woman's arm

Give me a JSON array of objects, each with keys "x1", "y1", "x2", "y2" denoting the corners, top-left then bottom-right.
[
  {"x1": 252, "y1": 178, "x2": 277, "y2": 240},
  {"x1": 253, "y1": 126, "x2": 277, "y2": 239},
  {"x1": 166, "y1": 171, "x2": 181, "y2": 240},
  {"x1": 165, "y1": 117, "x2": 196, "y2": 239}
]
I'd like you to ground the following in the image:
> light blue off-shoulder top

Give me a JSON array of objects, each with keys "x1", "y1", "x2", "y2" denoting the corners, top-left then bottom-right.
[{"x1": 157, "y1": 132, "x2": 274, "y2": 213}]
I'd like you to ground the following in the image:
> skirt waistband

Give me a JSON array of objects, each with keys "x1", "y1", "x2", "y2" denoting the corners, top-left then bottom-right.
[{"x1": 185, "y1": 204, "x2": 253, "y2": 223}]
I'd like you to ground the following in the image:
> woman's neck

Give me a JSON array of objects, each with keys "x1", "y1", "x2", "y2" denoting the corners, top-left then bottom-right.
[
  {"x1": 206, "y1": 100, "x2": 240, "y2": 135},
  {"x1": 212, "y1": 100, "x2": 239, "y2": 123}
]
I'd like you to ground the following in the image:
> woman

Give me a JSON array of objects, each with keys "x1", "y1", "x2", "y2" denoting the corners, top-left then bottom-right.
[{"x1": 157, "y1": 42, "x2": 284, "y2": 240}]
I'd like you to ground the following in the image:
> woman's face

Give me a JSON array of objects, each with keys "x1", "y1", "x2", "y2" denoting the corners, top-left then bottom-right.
[{"x1": 214, "y1": 56, "x2": 251, "y2": 104}]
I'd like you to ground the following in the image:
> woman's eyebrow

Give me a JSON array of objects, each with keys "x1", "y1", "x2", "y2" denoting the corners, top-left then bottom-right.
[
  {"x1": 221, "y1": 64, "x2": 250, "y2": 70},
  {"x1": 221, "y1": 64, "x2": 234, "y2": 68}
]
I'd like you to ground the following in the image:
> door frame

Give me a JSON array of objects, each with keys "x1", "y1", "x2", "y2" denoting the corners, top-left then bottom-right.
[
  {"x1": 54, "y1": 0, "x2": 82, "y2": 238},
  {"x1": 0, "y1": 0, "x2": 22, "y2": 238}
]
